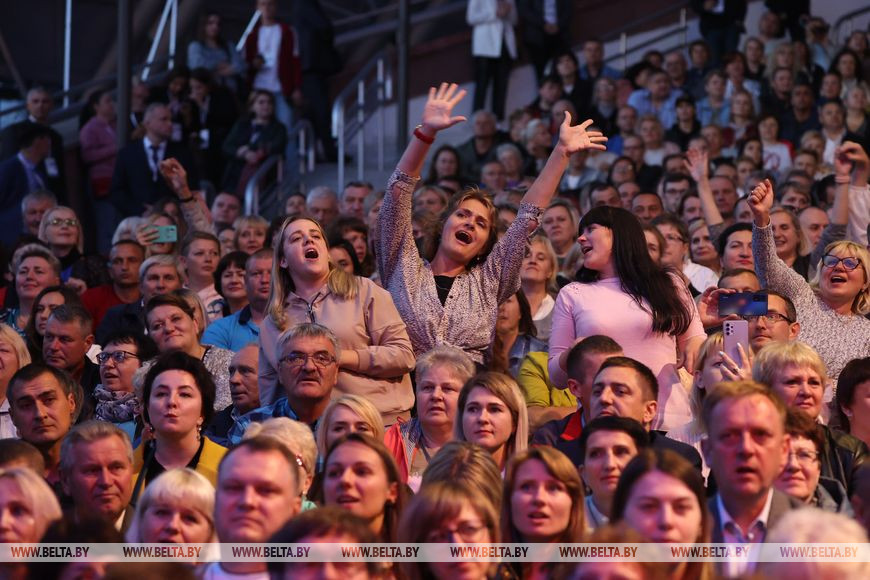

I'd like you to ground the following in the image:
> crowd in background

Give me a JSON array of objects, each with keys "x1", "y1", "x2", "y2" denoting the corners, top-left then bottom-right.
[{"x1": 0, "y1": 1, "x2": 869, "y2": 579}]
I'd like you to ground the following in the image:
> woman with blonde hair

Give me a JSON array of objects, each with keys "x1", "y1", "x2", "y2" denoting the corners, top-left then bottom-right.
[
  {"x1": 0, "y1": 244, "x2": 61, "y2": 336},
  {"x1": 243, "y1": 417, "x2": 317, "y2": 510},
  {"x1": 233, "y1": 215, "x2": 269, "y2": 255},
  {"x1": 125, "y1": 467, "x2": 216, "y2": 543},
  {"x1": 769, "y1": 206, "x2": 811, "y2": 279},
  {"x1": 399, "y1": 481, "x2": 501, "y2": 580},
  {"x1": 136, "y1": 212, "x2": 182, "y2": 258},
  {"x1": 753, "y1": 340, "x2": 868, "y2": 497},
  {"x1": 259, "y1": 215, "x2": 416, "y2": 426},
  {"x1": 0, "y1": 467, "x2": 61, "y2": 579},
  {"x1": 502, "y1": 446, "x2": 585, "y2": 579},
  {"x1": 385, "y1": 345, "x2": 475, "y2": 489},
  {"x1": 750, "y1": 166, "x2": 870, "y2": 387},
  {"x1": 520, "y1": 234, "x2": 558, "y2": 340},
  {"x1": 455, "y1": 371, "x2": 529, "y2": 471},
  {"x1": 315, "y1": 394, "x2": 385, "y2": 458},
  {"x1": 38, "y1": 206, "x2": 109, "y2": 291},
  {"x1": 0, "y1": 324, "x2": 31, "y2": 438}
]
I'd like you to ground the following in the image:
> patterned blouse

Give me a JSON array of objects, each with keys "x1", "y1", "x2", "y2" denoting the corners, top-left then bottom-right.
[
  {"x1": 753, "y1": 222, "x2": 870, "y2": 390},
  {"x1": 377, "y1": 169, "x2": 544, "y2": 365}
]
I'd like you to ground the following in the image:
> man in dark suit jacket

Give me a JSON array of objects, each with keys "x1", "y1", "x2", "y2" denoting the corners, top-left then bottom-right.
[
  {"x1": 702, "y1": 381, "x2": 801, "y2": 576},
  {"x1": 109, "y1": 103, "x2": 199, "y2": 220},
  {"x1": 0, "y1": 88, "x2": 66, "y2": 202},
  {"x1": 518, "y1": 0, "x2": 573, "y2": 85},
  {"x1": 0, "y1": 124, "x2": 53, "y2": 248}
]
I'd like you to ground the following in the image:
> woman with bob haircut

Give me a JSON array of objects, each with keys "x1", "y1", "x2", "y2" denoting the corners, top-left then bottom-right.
[
  {"x1": 611, "y1": 448, "x2": 714, "y2": 580},
  {"x1": 144, "y1": 292, "x2": 232, "y2": 410},
  {"x1": 132, "y1": 351, "x2": 227, "y2": 495},
  {"x1": 520, "y1": 233, "x2": 559, "y2": 341},
  {"x1": 125, "y1": 467, "x2": 216, "y2": 544},
  {"x1": 548, "y1": 205, "x2": 706, "y2": 431},
  {"x1": 753, "y1": 341, "x2": 869, "y2": 497},
  {"x1": 502, "y1": 446, "x2": 585, "y2": 579},
  {"x1": 835, "y1": 357, "x2": 870, "y2": 448},
  {"x1": 421, "y1": 441, "x2": 503, "y2": 508},
  {"x1": 315, "y1": 394, "x2": 385, "y2": 458},
  {"x1": 0, "y1": 325, "x2": 32, "y2": 438},
  {"x1": 385, "y1": 345, "x2": 476, "y2": 489},
  {"x1": 399, "y1": 481, "x2": 501, "y2": 580},
  {"x1": 749, "y1": 151, "x2": 870, "y2": 386},
  {"x1": 321, "y1": 433, "x2": 407, "y2": 542},
  {"x1": 455, "y1": 371, "x2": 529, "y2": 471},
  {"x1": 267, "y1": 506, "x2": 380, "y2": 579},
  {"x1": 233, "y1": 215, "x2": 269, "y2": 255},
  {"x1": 0, "y1": 467, "x2": 62, "y2": 579},
  {"x1": 259, "y1": 215, "x2": 416, "y2": 426},
  {"x1": 378, "y1": 82, "x2": 607, "y2": 368}
]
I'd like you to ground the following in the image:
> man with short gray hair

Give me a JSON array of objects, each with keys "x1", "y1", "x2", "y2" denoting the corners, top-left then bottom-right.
[
  {"x1": 306, "y1": 185, "x2": 339, "y2": 226},
  {"x1": 20, "y1": 189, "x2": 57, "y2": 239},
  {"x1": 228, "y1": 323, "x2": 339, "y2": 443},
  {"x1": 60, "y1": 420, "x2": 134, "y2": 530}
]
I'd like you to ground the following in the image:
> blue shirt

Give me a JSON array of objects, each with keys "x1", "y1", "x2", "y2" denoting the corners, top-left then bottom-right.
[
  {"x1": 627, "y1": 89, "x2": 680, "y2": 129},
  {"x1": 201, "y1": 305, "x2": 260, "y2": 351},
  {"x1": 579, "y1": 64, "x2": 622, "y2": 81},
  {"x1": 696, "y1": 98, "x2": 730, "y2": 127},
  {"x1": 227, "y1": 397, "x2": 300, "y2": 445}
]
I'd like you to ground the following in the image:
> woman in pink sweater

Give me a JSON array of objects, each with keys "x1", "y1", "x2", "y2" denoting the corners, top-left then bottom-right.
[{"x1": 548, "y1": 206, "x2": 706, "y2": 431}]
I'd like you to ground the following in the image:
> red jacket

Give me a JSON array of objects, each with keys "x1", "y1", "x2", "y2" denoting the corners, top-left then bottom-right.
[{"x1": 244, "y1": 21, "x2": 302, "y2": 99}]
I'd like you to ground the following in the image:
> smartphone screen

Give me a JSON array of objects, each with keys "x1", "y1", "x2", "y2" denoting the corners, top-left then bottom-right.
[
  {"x1": 720, "y1": 292, "x2": 768, "y2": 316},
  {"x1": 153, "y1": 225, "x2": 177, "y2": 244}
]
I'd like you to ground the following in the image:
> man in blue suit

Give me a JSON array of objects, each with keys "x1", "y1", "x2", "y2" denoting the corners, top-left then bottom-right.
[{"x1": 0, "y1": 124, "x2": 53, "y2": 248}]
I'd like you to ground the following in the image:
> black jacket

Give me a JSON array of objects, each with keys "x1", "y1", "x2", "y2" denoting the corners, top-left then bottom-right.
[{"x1": 820, "y1": 425, "x2": 869, "y2": 498}]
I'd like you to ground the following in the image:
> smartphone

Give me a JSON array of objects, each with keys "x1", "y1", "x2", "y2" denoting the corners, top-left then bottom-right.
[
  {"x1": 153, "y1": 225, "x2": 177, "y2": 244},
  {"x1": 723, "y1": 320, "x2": 750, "y2": 364},
  {"x1": 719, "y1": 292, "x2": 768, "y2": 316}
]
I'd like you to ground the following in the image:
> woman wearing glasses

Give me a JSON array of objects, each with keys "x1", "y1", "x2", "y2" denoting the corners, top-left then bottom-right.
[
  {"x1": 37, "y1": 206, "x2": 110, "y2": 292},
  {"x1": 258, "y1": 216, "x2": 416, "y2": 426},
  {"x1": 749, "y1": 144, "x2": 870, "y2": 386},
  {"x1": 93, "y1": 331, "x2": 158, "y2": 441},
  {"x1": 753, "y1": 341, "x2": 868, "y2": 498}
]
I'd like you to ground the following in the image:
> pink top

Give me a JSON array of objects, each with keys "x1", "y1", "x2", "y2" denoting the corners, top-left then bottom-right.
[{"x1": 547, "y1": 276, "x2": 705, "y2": 431}]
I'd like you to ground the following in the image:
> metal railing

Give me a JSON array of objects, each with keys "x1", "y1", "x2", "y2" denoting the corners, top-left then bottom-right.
[
  {"x1": 833, "y1": 6, "x2": 870, "y2": 45},
  {"x1": 603, "y1": 3, "x2": 691, "y2": 69},
  {"x1": 331, "y1": 47, "x2": 394, "y2": 191},
  {"x1": 244, "y1": 155, "x2": 283, "y2": 218}
]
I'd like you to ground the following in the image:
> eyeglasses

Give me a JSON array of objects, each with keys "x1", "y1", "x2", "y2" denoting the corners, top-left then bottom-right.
[
  {"x1": 279, "y1": 352, "x2": 336, "y2": 370},
  {"x1": 822, "y1": 254, "x2": 862, "y2": 271},
  {"x1": 96, "y1": 350, "x2": 140, "y2": 365},
  {"x1": 663, "y1": 234, "x2": 685, "y2": 243},
  {"x1": 426, "y1": 522, "x2": 487, "y2": 543},
  {"x1": 787, "y1": 449, "x2": 819, "y2": 466},
  {"x1": 740, "y1": 312, "x2": 793, "y2": 324},
  {"x1": 48, "y1": 218, "x2": 78, "y2": 227}
]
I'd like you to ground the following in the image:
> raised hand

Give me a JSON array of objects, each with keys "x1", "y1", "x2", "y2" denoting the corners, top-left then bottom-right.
[
  {"x1": 719, "y1": 343, "x2": 753, "y2": 382},
  {"x1": 420, "y1": 83, "x2": 467, "y2": 135},
  {"x1": 748, "y1": 178, "x2": 774, "y2": 225},
  {"x1": 557, "y1": 114, "x2": 608, "y2": 155},
  {"x1": 836, "y1": 141, "x2": 870, "y2": 185},
  {"x1": 684, "y1": 147, "x2": 709, "y2": 183},
  {"x1": 159, "y1": 158, "x2": 189, "y2": 195}
]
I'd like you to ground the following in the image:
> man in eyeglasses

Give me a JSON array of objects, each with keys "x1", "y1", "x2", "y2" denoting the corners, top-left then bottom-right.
[
  {"x1": 745, "y1": 289, "x2": 801, "y2": 353},
  {"x1": 228, "y1": 323, "x2": 338, "y2": 444},
  {"x1": 92, "y1": 331, "x2": 158, "y2": 440}
]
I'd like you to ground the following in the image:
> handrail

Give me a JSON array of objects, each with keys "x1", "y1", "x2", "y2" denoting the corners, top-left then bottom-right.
[
  {"x1": 334, "y1": 1, "x2": 466, "y2": 47},
  {"x1": 244, "y1": 155, "x2": 283, "y2": 217},
  {"x1": 331, "y1": 46, "x2": 393, "y2": 191},
  {"x1": 832, "y1": 6, "x2": 870, "y2": 44}
]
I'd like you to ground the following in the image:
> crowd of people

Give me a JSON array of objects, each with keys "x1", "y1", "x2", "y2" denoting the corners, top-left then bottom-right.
[{"x1": 0, "y1": 1, "x2": 869, "y2": 579}]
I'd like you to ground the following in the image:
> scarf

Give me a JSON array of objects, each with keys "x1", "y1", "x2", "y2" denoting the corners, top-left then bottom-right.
[{"x1": 93, "y1": 384, "x2": 140, "y2": 423}]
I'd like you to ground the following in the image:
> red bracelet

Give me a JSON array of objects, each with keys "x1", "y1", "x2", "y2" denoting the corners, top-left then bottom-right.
[{"x1": 413, "y1": 125, "x2": 434, "y2": 144}]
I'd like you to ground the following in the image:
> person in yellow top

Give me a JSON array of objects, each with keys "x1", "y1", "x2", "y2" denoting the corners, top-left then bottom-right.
[
  {"x1": 130, "y1": 351, "x2": 227, "y2": 506},
  {"x1": 518, "y1": 351, "x2": 576, "y2": 431}
]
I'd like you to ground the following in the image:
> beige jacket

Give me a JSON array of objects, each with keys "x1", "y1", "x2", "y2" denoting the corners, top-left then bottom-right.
[{"x1": 258, "y1": 276, "x2": 415, "y2": 425}]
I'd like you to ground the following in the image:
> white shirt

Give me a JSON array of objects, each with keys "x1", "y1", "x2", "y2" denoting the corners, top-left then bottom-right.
[
  {"x1": 143, "y1": 136, "x2": 166, "y2": 181},
  {"x1": 201, "y1": 563, "x2": 269, "y2": 580},
  {"x1": 254, "y1": 24, "x2": 282, "y2": 93},
  {"x1": 0, "y1": 398, "x2": 17, "y2": 439},
  {"x1": 683, "y1": 260, "x2": 719, "y2": 293},
  {"x1": 716, "y1": 489, "x2": 774, "y2": 577},
  {"x1": 543, "y1": 0, "x2": 557, "y2": 24},
  {"x1": 822, "y1": 129, "x2": 847, "y2": 166}
]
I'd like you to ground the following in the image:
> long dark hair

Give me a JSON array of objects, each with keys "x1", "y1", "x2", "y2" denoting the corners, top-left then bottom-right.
[
  {"x1": 577, "y1": 206, "x2": 691, "y2": 336},
  {"x1": 24, "y1": 285, "x2": 84, "y2": 361}
]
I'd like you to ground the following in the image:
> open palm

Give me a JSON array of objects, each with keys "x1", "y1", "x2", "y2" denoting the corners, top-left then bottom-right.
[
  {"x1": 557, "y1": 114, "x2": 607, "y2": 154},
  {"x1": 684, "y1": 148, "x2": 708, "y2": 182},
  {"x1": 420, "y1": 83, "x2": 467, "y2": 133}
]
